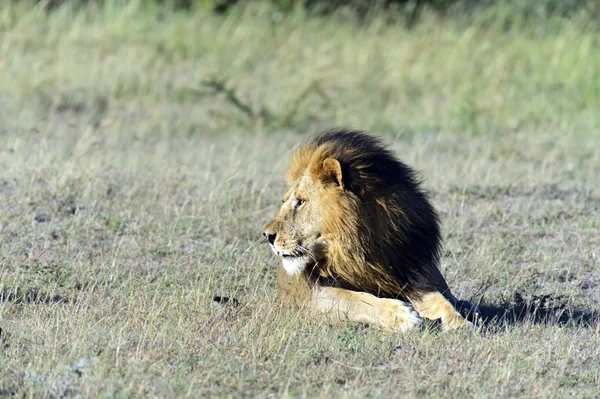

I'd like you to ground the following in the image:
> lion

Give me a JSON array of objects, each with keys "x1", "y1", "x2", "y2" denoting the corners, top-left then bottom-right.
[{"x1": 264, "y1": 129, "x2": 481, "y2": 331}]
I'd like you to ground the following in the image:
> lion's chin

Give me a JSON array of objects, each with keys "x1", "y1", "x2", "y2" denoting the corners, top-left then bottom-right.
[{"x1": 282, "y1": 256, "x2": 310, "y2": 276}]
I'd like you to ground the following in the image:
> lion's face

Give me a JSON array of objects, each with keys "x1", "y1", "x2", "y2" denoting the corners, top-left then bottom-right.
[
  {"x1": 264, "y1": 151, "x2": 357, "y2": 276},
  {"x1": 263, "y1": 170, "x2": 332, "y2": 275}
]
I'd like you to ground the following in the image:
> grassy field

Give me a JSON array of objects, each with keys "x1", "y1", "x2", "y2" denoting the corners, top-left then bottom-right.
[{"x1": 1, "y1": 2, "x2": 599, "y2": 397}]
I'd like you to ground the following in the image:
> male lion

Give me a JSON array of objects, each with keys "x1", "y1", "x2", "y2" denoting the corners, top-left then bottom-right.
[{"x1": 264, "y1": 129, "x2": 480, "y2": 331}]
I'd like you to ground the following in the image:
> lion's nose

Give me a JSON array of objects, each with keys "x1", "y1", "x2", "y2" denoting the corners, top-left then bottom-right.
[{"x1": 264, "y1": 232, "x2": 276, "y2": 245}]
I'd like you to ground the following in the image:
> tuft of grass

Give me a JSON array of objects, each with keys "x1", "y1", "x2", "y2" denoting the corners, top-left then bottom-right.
[{"x1": 0, "y1": 1, "x2": 599, "y2": 397}]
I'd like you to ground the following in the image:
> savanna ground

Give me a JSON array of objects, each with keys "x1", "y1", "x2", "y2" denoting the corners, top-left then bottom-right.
[{"x1": 0, "y1": 1, "x2": 599, "y2": 397}]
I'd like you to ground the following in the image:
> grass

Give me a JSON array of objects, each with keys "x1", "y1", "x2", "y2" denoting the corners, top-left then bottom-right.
[{"x1": 0, "y1": 1, "x2": 599, "y2": 397}]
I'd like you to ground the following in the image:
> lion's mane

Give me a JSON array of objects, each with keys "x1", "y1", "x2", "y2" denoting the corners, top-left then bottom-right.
[{"x1": 288, "y1": 129, "x2": 448, "y2": 300}]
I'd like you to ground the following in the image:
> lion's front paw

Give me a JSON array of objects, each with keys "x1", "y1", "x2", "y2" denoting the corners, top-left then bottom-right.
[
  {"x1": 442, "y1": 310, "x2": 482, "y2": 331},
  {"x1": 379, "y1": 299, "x2": 423, "y2": 332},
  {"x1": 442, "y1": 312, "x2": 471, "y2": 331}
]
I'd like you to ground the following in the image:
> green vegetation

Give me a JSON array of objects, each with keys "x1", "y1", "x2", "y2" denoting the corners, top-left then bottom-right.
[{"x1": 0, "y1": 1, "x2": 599, "y2": 397}]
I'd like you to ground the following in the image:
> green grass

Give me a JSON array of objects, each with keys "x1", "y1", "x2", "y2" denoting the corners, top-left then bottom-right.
[{"x1": 1, "y1": 2, "x2": 599, "y2": 397}]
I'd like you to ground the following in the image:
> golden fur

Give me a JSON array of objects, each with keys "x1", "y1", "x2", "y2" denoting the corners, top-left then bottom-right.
[{"x1": 264, "y1": 129, "x2": 480, "y2": 331}]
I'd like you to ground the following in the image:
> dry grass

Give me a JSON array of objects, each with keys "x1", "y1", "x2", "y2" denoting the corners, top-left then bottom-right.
[{"x1": 0, "y1": 2, "x2": 599, "y2": 397}]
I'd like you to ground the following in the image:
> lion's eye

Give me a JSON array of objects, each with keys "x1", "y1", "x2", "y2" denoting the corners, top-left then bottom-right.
[{"x1": 295, "y1": 199, "x2": 305, "y2": 208}]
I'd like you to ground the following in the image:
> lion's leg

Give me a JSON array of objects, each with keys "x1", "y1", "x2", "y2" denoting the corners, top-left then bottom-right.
[
  {"x1": 411, "y1": 291, "x2": 481, "y2": 330},
  {"x1": 311, "y1": 286, "x2": 422, "y2": 332},
  {"x1": 276, "y1": 267, "x2": 422, "y2": 331}
]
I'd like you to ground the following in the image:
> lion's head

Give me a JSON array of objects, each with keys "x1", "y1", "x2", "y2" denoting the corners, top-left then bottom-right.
[
  {"x1": 263, "y1": 151, "x2": 352, "y2": 276},
  {"x1": 264, "y1": 129, "x2": 448, "y2": 300}
]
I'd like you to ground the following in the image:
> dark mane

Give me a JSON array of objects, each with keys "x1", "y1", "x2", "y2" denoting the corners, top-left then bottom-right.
[{"x1": 307, "y1": 129, "x2": 447, "y2": 299}]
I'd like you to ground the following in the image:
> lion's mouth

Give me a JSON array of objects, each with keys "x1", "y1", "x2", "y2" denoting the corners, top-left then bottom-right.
[
  {"x1": 269, "y1": 244, "x2": 307, "y2": 259},
  {"x1": 282, "y1": 250, "x2": 306, "y2": 259},
  {"x1": 280, "y1": 251, "x2": 310, "y2": 276},
  {"x1": 269, "y1": 243, "x2": 321, "y2": 276}
]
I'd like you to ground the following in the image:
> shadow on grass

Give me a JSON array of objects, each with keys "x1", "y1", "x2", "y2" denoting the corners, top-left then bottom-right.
[
  {"x1": 0, "y1": 287, "x2": 70, "y2": 305},
  {"x1": 470, "y1": 292, "x2": 598, "y2": 330}
]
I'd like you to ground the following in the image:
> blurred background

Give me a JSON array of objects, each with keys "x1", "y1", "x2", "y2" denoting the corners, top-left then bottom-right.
[{"x1": 1, "y1": 0, "x2": 599, "y2": 137}]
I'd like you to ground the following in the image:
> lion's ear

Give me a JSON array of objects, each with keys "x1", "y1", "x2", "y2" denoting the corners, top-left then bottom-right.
[{"x1": 321, "y1": 158, "x2": 344, "y2": 189}]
